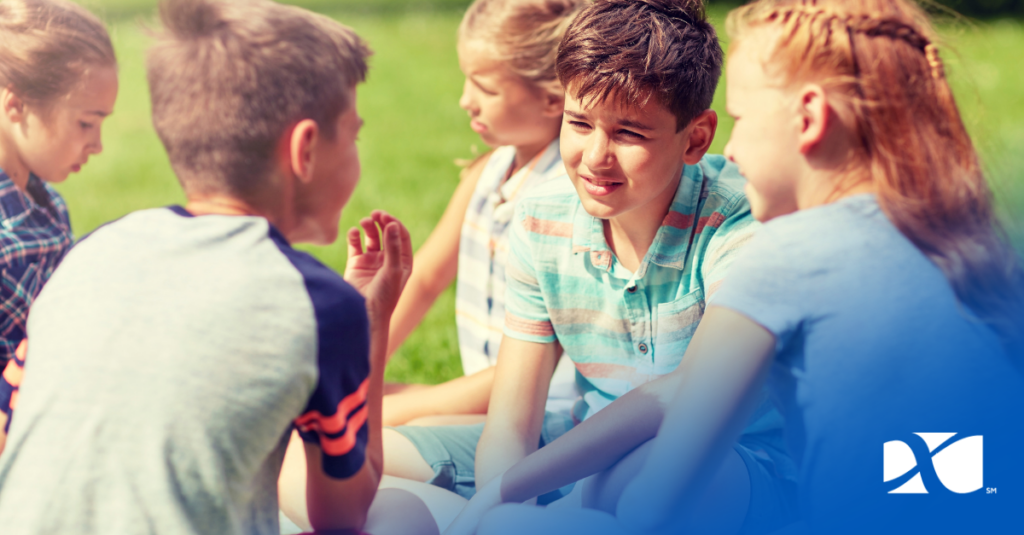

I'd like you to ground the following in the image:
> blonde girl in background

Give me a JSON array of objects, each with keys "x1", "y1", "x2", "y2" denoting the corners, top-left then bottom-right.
[
  {"x1": 380, "y1": 0, "x2": 593, "y2": 491},
  {"x1": 0, "y1": 0, "x2": 117, "y2": 444},
  {"x1": 381, "y1": 0, "x2": 589, "y2": 430},
  {"x1": 444, "y1": 0, "x2": 1024, "y2": 534}
]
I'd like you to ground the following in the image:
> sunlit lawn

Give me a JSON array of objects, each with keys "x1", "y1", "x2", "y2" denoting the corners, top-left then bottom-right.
[{"x1": 58, "y1": 1, "x2": 1023, "y2": 384}]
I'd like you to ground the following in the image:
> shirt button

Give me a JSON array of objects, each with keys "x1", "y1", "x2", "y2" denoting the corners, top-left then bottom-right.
[
  {"x1": 627, "y1": 285, "x2": 637, "y2": 293},
  {"x1": 638, "y1": 343, "x2": 648, "y2": 354}
]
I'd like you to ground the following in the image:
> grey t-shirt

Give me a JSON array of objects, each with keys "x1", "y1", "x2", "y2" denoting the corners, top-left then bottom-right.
[{"x1": 0, "y1": 207, "x2": 370, "y2": 535}]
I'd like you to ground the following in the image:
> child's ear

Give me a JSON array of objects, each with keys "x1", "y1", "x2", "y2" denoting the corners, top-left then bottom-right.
[
  {"x1": 681, "y1": 110, "x2": 718, "y2": 165},
  {"x1": 796, "y1": 84, "x2": 829, "y2": 154},
  {"x1": 288, "y1": 119, "x2": 319, "y2": 184},
  {"x1": 1, "y1": 87, "x2": 27, "y2": 124},
  {"x1": 542, "y1": 91, "x2": 565, "y2": 118}
]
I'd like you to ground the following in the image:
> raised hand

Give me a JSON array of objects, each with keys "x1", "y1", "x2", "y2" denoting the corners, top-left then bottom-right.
[{"x1": 344, "y1": 210, "x2": 413, "y2": 323}]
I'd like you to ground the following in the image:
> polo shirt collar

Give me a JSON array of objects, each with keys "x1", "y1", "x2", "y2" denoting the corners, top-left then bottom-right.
[{"x1": 571, "y1": 162, "x2": 707, "y2": 276}]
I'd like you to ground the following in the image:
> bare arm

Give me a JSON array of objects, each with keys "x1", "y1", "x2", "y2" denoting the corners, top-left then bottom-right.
[
  {"x1": 303, "y1": 306, "x2": 391, "y2": 530},
  {"x1": 299, "y1": 211, "x2": 413, "y2": 531},
  {"x1": 382, "y1": 367, "x2": 495, "y2": 427},
  {"x1": 0, "y1": 339, "x2": 27, "y2": 457},
  {"x1": 386, "y1": 157, "x2": 487, "y2": 361},
  {"x1": 497, "y1": 307, "x2": 772, "y2": 509},
  {"x1": 498, "y1": 365, "x2": 684, "y2": 503},
  {"x1": 617, "y1": 306, "x2": 774, "y2": 532},
  {"x1": 475, "y1": 336, "x2": 559, "y2": 490}
]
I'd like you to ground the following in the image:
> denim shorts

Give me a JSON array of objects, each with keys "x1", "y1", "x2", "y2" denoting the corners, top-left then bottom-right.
[
  {"x1": 390, "y1": 411, "x2": 575, "y2": 501},
  {"x1": 734, "y1": 443, "x2": 799, "y2": 534}
]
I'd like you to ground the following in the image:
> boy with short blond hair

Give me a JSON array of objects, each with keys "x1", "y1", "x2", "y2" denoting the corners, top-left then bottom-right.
[{"x1": 0, "y1": 0, "x2": 426, "y2": 533}]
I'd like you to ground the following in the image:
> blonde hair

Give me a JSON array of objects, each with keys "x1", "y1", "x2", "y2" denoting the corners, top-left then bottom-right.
[
  {"x1": 0, "y1": 0, "x2": 115, "y2": 106},
  {"x1": 148, "y1": 0, "x2": 370, "y2": 202},
  {"x1": 459, "y1": 0, "x2": 589, "y2": 95},
  {"x1": 728, "y1": 0, "x2": 1023, "y2": 347}
]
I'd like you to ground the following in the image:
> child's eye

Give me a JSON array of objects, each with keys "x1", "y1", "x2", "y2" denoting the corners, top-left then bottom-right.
[
  {"x1": 568, "y1": 120, "x2": 592, "y2": 131},
  {"x1": 79, "y1": 121, "x2": 95, "y2": 130},
  {"x1": 617, "y1": 129, "x2": 645, "y2": 141}
]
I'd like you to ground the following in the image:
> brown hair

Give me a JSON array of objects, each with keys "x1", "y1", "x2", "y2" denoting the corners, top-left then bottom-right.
[
  {"x1": 0, "y1": 0, "x2": 115, "y2": 106},
  {"x1": 148, "y1": 0, "x2": 370, "y2": 202},
  {"x1": 728, "y1": 0, "x2": 1024, "y2": 346},
  {"x1": 556, "y1": 0, "x2": 722, "y2": 130},
  {"x1": 459, "y1": 0, "x2": 589, "y2": 96}
]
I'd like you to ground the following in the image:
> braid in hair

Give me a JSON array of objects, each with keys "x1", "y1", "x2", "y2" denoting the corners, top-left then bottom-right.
[{"x1": 728, "y1": 0, "x2": 1024, "y2": 360}]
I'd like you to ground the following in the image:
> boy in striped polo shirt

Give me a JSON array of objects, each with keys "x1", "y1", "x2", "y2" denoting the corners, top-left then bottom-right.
[{"x1": 417, "y1": 0, "x2": 798, "y2": 531}]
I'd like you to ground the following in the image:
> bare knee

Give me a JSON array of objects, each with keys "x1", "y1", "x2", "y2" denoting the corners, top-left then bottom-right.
[
  {"x1": 364, "y1": 488, "x2": 439, "y2": 535},
  {"x1": 382, "y1": 429, "x2": 435, "y2": 482}
]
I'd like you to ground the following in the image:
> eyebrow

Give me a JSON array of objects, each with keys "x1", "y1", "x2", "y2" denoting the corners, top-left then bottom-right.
[
  {"x1": 564, "y1": 109, "x2": 654, "y2": 131},
  {"x1": 84, "y1": 110, "x2": 111, "y2": 118}
]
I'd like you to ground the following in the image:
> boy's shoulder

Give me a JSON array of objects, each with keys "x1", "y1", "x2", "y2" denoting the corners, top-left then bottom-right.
[
  {"x1": 73, "y1": 206, "x2": 362, "y2": 311},
  {"x1": 693, "y1": 154, "x2": 749, "y2": 217}
]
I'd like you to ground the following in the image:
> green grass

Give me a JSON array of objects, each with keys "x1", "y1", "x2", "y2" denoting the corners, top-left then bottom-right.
[{"x1": 54, "y1": 3, "x2": 1023, "y2": 385}]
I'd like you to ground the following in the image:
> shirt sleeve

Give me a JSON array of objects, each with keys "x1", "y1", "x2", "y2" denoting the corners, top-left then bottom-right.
[
  {"x1": 711, "y1": 224, "x2": 808, "y2": 349},
  {"x1": 0, "y1": 261, "x2": 42, "y2": 367},
  {"x1": 287, "y1": 255, "x2": 371, "y2": 480},
  {"x1": 503, "y1": 202, "x2": 557, "y2": 344},
  {"x1": 699, "y1": 208, "x2": 759, "y2": 304}
]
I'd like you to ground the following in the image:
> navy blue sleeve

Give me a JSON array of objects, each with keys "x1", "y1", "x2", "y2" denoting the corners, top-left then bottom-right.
[{"x1": 276, "y1": 244, "x2": 371, "y2": 480}]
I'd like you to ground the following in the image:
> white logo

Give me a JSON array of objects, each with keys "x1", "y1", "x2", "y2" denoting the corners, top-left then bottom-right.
[{"x1": 883, "y1": 433, "x2": 983, "y2": 494}]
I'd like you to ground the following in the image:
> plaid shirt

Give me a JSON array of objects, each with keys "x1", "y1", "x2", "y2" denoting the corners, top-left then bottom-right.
[{"x1": 1, "y1": 170, "x2": 73, "y2": 367}]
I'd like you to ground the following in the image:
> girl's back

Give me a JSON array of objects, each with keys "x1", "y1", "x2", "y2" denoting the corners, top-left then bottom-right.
[{"x1": 715, "y1": 193, "x2": 1024, "y2": 530}]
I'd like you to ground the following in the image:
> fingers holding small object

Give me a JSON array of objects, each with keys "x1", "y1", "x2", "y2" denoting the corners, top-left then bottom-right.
[
  {"x1": 346, "y1": 227, "x2": 363, "y2": 258},
  {"x1": 382, "y1": 222, "x2": 403, "y2": 271},
  {"x1": 360, "y1": 216, "x2": 381, "y2": 251}
]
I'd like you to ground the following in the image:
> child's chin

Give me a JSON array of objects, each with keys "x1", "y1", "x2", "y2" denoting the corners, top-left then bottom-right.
[{"x1": 578, "y1": 196, "x2": 620, "y2": 220}]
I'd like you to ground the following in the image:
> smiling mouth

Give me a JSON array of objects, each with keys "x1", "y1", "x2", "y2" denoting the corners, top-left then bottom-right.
[{"x1": 581, "y1": 175, "x2": 623, "y2": 196}]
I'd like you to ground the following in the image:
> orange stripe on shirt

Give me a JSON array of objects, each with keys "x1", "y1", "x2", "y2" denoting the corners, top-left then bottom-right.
[
  {"x1": 505, "y1": 313, "x2": 555, "y2": 337},
  {"x1": 318, "y1": 404, "x2": 368, "y2": 457},
  {"x1": 523, "y1": 216, "x2": 572, "y2": 238},
  {"x1": 695, "y1": 212, "x2": 726, "y2": 234},
  {"x1": 662, "y1": 210, "x2": 695, "y2": 229},
  {"x1": 3, "y1": 359, "x2": 24, "y2": 387},
  {"x1": 294, "y1": 378, "x2": 369, "y2": 435}
]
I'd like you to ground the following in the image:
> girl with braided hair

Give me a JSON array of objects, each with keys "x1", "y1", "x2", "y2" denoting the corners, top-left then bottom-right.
[{"x1": 444, "y1": 0, "x2": 1024, "y2": 534}]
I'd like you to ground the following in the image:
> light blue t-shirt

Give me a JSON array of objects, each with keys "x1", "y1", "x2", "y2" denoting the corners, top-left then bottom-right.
[{"x1": 714, "y1": 194, "x2": 1024, "y2": 534}]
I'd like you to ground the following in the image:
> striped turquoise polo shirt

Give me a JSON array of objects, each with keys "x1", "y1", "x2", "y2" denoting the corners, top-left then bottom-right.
[{"x1": 504, "y1": 155, "x2": 764, "y2": 423}]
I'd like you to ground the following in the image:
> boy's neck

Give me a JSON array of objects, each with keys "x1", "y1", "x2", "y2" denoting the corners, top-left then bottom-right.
[{"x1": 602, "y1": 172, "x2": 681, "y2": 274}]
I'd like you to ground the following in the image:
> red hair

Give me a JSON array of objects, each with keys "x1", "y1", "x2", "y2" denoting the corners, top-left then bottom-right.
[{"x1": 728, "y1": 0, "x2": 1023, "y2": 349}]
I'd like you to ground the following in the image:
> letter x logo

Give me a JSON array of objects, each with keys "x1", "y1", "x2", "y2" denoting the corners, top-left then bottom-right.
[{"x1": 883, "y1": 433, "x2": 983, "y2": 494}]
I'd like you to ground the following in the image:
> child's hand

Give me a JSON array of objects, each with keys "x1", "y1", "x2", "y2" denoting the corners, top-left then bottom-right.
[
  {"x1": 443, "y1": 474, "x2": 505, "y2": 535},
  {"x1": 344, "y1": 210, "x2": 413, "y2": 322}
]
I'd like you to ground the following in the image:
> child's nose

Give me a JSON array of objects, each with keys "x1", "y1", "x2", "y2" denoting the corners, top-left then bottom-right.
[
  {"x1": 458, "y1": 80, "x2": 476, "y2": 113},
  {"x1": 582, "y1": 130, "x2": 613, "y2": 170}
]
